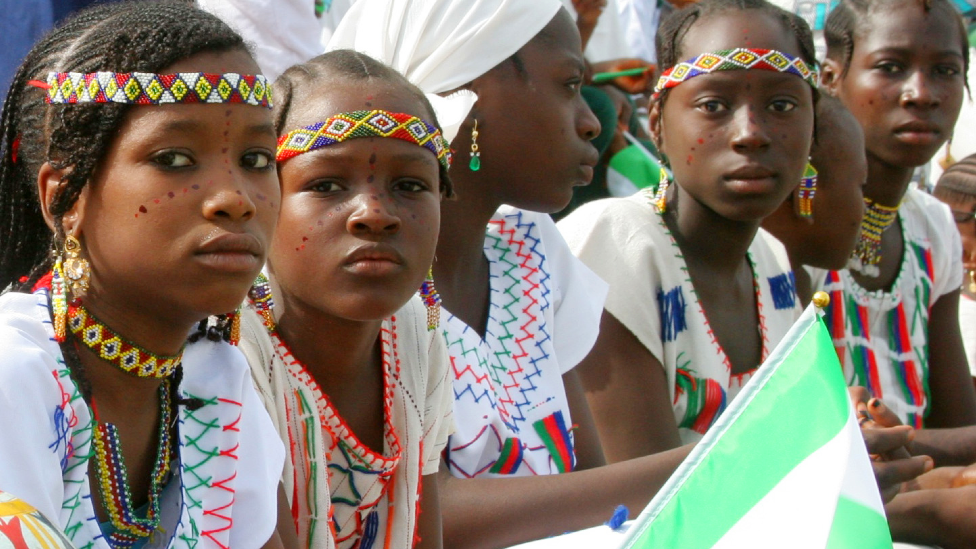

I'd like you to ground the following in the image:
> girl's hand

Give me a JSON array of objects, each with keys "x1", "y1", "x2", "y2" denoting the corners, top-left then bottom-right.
[
  {"x1": 572, "y1": 0, "x2": 607, "y2": 27},
  {"x1": 590, "y1": 59, "x2": 656, "y2": 94},
  {"x1": 950, "y1": 462, "x2": 976, "y2": 488}
]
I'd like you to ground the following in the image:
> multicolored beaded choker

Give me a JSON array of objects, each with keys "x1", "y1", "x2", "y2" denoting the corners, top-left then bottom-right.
[
  {"x1": 39, "y1": 71, "x2": 272, "y2": 108},
  {"x1": 68, "y1": 305, "x2": 183, "y2": 378},
  {"x1": 91, "y1": 381, "x2": 174, "y2": 548},
  {"x1": 848, "y1": 197, "x2": 900, "y2": 277},
  {"x1": 654, "y1": 48, "x2": 819, "y2": 97},
  {"x1": 276, "y1": 109, "x2": 453, "y2": 169}
]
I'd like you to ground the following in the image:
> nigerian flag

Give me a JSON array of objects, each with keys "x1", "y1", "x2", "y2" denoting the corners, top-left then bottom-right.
[{"x1": 623, "y1": 298, "x2": 893, "y2": 549}]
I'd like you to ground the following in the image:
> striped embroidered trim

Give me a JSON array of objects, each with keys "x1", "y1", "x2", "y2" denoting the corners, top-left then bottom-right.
[
  {"x1": 654, "y1": 48, "x2": 819, "y2": 95},
  {"x1": 276, "y1": 110, "x2": 453, "y2": 169},
  {"x1": 43, "y1": 72, "x2": 272, "y2": 108}
]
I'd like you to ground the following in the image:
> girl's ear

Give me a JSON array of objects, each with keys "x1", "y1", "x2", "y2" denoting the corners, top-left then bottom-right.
[
  {"x1": 649, "y1": 98, "x2": 665, "y2": 154},
  {"x1": 37, "y1": 162, "x2": 87, "y2": 236},
  {"x1": 820, "y1": 58, "x2": 843, "y2": 97}
]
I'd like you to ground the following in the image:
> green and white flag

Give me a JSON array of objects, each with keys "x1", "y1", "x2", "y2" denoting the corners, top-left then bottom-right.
[{"x1": 622, "y1": 302, "x2": 893, "y2": 549}]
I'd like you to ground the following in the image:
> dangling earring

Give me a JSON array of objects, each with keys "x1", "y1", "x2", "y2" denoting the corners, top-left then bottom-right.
[
  {"x1": 52, "y1": 254, "x2": 68, "y2": 342},
  {"x1": 796, "y1": 160, "x2": 818, "y2": 220},
  {"x1": 62, "y1": 235, "x2": 90, "y2": 300},
  {"x1": 940, "y1": 135, "x2": 956, "y2": 171},
  {"x1": 249, "y1": 273, "x2": 276, "y2": 331},
  {"x1": 469, "y1": 119, "x2": 481, "y2": 172},
  {"x1": 226, "y1": 308, "x2": 241, "y2": 346},
  {"x1": 652, "y1": 167, "x2": 671, "y2": 213},
  {"x1": 420, "y1": 268, "x2": 441, "y2": 331},
  {"x1": 968, "y1": 270, "x2": 976, "y2": 294}
]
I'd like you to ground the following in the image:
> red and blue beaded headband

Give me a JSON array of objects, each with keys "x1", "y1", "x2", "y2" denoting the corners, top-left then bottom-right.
[
  {"x1": 276, "y1": 109, "x2": 453, "y2": 169},
  {"x1": 41, "y1": 71, "x2": 273, "y2": 108},
  {"x1": 653, "y1": 48, "x2": 819, "y2": 97}
]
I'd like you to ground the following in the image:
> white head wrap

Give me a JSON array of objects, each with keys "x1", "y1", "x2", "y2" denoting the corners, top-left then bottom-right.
[{"x1": 327, "y1": 0, "x2": 563, "y2": 143}]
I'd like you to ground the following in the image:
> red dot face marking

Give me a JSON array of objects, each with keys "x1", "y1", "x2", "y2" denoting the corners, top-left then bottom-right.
[
  {"x1": 221, "y1": 147, "x2": 228, "y2": 154},
  {"x1": 139, "y1": 205, "x2": 148, "y2": 214},
  {"x1": 369, "y1": 153, "x2": 377, "y2": 164},
  {"x1": 697, "y1": 138, "x2": 704, "y2": 144},
  {"x1": 167, "y1": 191, "x2": 175, "y2": 198},
  {"x1": 154, "y1": 199, "x2": 161, "y2": 204},
  {"x1": 302, "y1": 237, "x2": 309, "y2": 242},
  {"x1": 192, "y1": 184, "x2": 200, "y2": 190},
  {"x1": 686, "y1": 155, "x2": 694, "y2": 165}
]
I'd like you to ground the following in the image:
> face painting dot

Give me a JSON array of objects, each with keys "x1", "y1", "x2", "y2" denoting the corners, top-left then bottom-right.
[
  {"x1": 236, "y1": 190, "x2": 242, "y2": 195},
  {"x1": 192, "y1": 184, "x2": 200, "y2": 190},
  {"x1": 257, "y1": 194, "x2": 266, "y2": 201},
  {"x1": 221, "y1": 147, "x2": 228, "y2": 154},
  {"x1": 167, "y1": 192, "x2": 175, "y2": 198},
  {"x1": 317, "y1": 220, "x2": 323, "y2": 226},
  {"x1": 373, "y1": 209, "x2": 380, "y2": 213},
  {"x1": 154, "y1": 199, "x2": 160, "y2": 204},
  {"x1": 302, "y1": 237, "x2": 309, "y2": 242},
  {"x1": 369, "y1": 153, "x2": 377, "y2": 164},
  {"x1": 139, "y1": 205, "x2": 148, "y2": 214},
  {"x1": 225, "y1": 109, "x2": 232, "y2": 116},
  {"x1": 367, "y1": 175, "x2": 375, "y2": 183},
  {"x1": 697, "y1": 138, "x2": 704, "y2": 144}
]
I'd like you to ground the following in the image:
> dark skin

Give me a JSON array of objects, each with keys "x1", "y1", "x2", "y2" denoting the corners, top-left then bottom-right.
[
  {"x1": 36, "y1": 49, "x2": 288, "y2": 549},
  {"x1": 272, "y1": 79, "x2": 443, "y2": 548},
  {"x1": 576, "y1": 10, "x2": 816, "y2": 461},
  {"x1": 433, "y1": 10, "x2": 696, "y2": 549},
  {"x1": 822, "y1": 0, "x2": 976, "y2": 461}
]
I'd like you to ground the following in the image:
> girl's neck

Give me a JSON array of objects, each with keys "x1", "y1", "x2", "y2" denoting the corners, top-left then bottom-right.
[
  {"x1": 666, "y1": 185, "x2": 760, "y2": 274},
  {"x1": 432, "y1": 173, "x2": 500, "y2": 304},
  {"x1": 82, "y1": 289, "x2": 194, "y2": 358},
  {"x1": 864, "y1": 153, "x2": 915, "y2": 206},
  {"x1": 274, "y1": 295, "x2": 383, "y2": 387}
]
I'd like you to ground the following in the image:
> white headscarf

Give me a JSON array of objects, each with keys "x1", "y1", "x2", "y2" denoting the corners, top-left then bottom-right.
[{"x1": 327, "y1": 0, "x2": 563, "y2": 143}]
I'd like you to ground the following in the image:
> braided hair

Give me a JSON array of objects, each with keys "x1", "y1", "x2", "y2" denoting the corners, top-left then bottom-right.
[
  {"x1": 654, "y1": 0, "x2": 818, "y2": 100},
  {"x1": 935, "y1": 152, "x2": 976, "y2": 204},
  {"x1": 0, "y1": 1, "x2": 249, "y2": 403},
  {"x1": 0, "y1": 0, "x2": 248, "y2": 293},
  {"x1": 273, "y1": 49, "x2": 455, "y2": 198},
  {"x1": 825, "y1": 0, "x2": 969, "y2": 79}
]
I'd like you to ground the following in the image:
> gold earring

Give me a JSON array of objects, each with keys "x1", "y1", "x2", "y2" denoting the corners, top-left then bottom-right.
[
  {"x1": 62, "y1": 235, "x2": 91, "y2": 299},
  {"x1": 469, "y1": 119, "x2": 481, "y2": 172},
  {"x1": 969, "y1": 270, "x2": 976, "y2": 294}
]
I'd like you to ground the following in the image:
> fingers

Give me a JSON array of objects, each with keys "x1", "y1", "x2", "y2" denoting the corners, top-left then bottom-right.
[
  {"x1": 874, "y1": 456, "x2": 934, "y2": 503},
  {"x1": 862, "y1": 424, "x2": 915, "y2": 455},
  {"x1": 867, "y1": 398, "x2": 902, "y2": 428},
  {"x1": 951, "y1": 463, "x2": 976, "y2": 488}
]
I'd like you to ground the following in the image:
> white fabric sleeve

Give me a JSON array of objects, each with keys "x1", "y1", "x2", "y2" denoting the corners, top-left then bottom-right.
[
  {"x1": 0, "y1": 323, "x2": 68, "y2": 523},
  {"x1": 558, "y1": 198, "x2": 664, "y2": 363},
  {"x1": 228, "y1": 351, "x2": 286, "y2": 549},
  {"x1": 536, "y1": 211, "x2": 609, "y2": 374},
  {"x1": 421, "y1": 326, "x2": 455, "y2": 476},
  {"x1": 923, "y1": 191, "x2": 964, "y2": 303},
  {"x1": 196, "y1": 0, "x2": 323, "y2": 81}
]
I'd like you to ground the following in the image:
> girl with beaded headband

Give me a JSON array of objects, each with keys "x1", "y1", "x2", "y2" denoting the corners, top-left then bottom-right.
[
  {"x1": 0, "y1": 3, "x2": 293, "y2": 549},
  {"x1": 324, "y1": 2, "x2": 735, "y2": 548},
  {"x1": 809, "y1": 0, "x2": 976, "y2": 466},
  {"x1": 560, "y1": 0, "x2": 817, "y2": 455},
  {"x1": 236, "y1": 49, "x2": 456, "y2": 549}
]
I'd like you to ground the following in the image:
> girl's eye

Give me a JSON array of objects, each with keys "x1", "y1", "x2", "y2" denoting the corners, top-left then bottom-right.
[
  {"x1": 697, "y1": 100, "x2": 726, "y2": 113},
  {"x1": 876, "y1": 61, "x2": 903, "y2": 74},
  {"x1": 241, "y1": 151, "x2": 274, "y2": 170},
  {"x1": 936, "y1": 64, "x2": 961, "y2": 77},
  {"x1": 307, "y1": 180, "x2": 342, "y2": 193},
  {"x1": 767, "y1": 99, "x2": 797, "y2": 113},
  {"x1": 152, "y1": 150, "x2": 194, "y2": 168},
  {"x1": 394, "y1": 179, "x2": 431, "y2": 193},
  {"x1": 567, "y1": 79, "x2": 583, "y2": 93}
]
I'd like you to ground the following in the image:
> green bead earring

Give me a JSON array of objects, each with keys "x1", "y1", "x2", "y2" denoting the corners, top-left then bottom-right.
[{"x1": 469, "y1": 119, "x2": 481, "y2": 172}]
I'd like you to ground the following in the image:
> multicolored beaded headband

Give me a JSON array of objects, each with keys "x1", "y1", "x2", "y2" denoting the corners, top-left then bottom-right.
[
  {"x1": 41, "y1": 71, "x2": 272, "y2": 108},
  {"x1": 276, "y1": 109, "x2": 453, "y2": 169},
  {"x1": 654, "y1": 48, "x2": 819, "y2": 96}
]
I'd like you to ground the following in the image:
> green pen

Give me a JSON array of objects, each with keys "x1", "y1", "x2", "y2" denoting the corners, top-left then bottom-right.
[{"x1": 591, "y1": 67, "x2": 650, "y2": 84}]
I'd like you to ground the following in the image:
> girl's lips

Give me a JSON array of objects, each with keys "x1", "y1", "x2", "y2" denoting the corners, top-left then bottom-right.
[
  {"x1": 194, "y1": 232, "x2": 263, "y2": 273},
  {"x1": 343, "y1": 244, "x2": 405, "y2": 276}
]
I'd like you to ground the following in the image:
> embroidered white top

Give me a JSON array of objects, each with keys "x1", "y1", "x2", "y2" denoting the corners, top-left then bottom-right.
[
  {"x1": 443, "y1": 206, "x2": 608, "y2": 478},
  {"x1": 239, "y1": 295, "x2": 455, "y2": 549},
  {"x1": 558, "y1": 190, "x2": 803, "y2": 444},
  {"x1": 0, "y1": 289, "x2": 284, "y2": 549},
  {"x1": 810, "y1": 188, "x2": 964, "y2": 427}
]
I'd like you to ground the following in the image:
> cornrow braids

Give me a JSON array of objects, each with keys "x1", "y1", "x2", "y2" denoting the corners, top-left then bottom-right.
[
  {"x1": 0, "y1": 0, "x2": 251, "y2": 402},
  {"x1": 825, "y1": 0, "x2": 970, "y2": 79},
  {"x1": 654, "y1": 0, "x2": 818, "y2": 106},
  {"x1": 273, "y1": 49, "x2": 455, "y2": 198},
  {"x1": 935, "y1": 152, "x2": 976, "y2": 203},
  {"x1": 0, "y1": 0, "x2": 249, "y2": 293}
]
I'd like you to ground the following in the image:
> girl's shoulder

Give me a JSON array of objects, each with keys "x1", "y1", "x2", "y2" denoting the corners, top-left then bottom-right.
[
  {"x1": 180, "y1": 320, "x2": 260, "y2": 398},
  {"x1": 750, "y1": 227, "x2": 794, "y2": 274},
  {"x1": 0, "y1": 291, "x2": 62, "y2": 378},
  {"x1": 558, "y1": 193, "x2": 672, "y2": 264},
  {"x1": 902, "y1": 187, "x2": 956, "y2": 237}
]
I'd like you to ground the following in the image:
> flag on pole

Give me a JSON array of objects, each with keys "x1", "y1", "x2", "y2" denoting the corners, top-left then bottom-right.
[{"x1": 622, "y1": 298, "x2": 893, "y2": 549}]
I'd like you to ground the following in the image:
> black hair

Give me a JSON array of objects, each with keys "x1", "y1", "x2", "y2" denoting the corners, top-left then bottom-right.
[
  {"x1": 0, "y1": 0, "x2": 251, "y2": 402},
  {"x1": 825, "y1": 0, "x2": 969, "y2": 78},
  {"x1": 935, "y1": 152, "x2": 976, "y2": 203},
  {"x1": 655, "y1": 0, "x2": 819, "y2": 86},
  {"x1": 273, "y1": 49, "x2": 455, "y2": 198}
]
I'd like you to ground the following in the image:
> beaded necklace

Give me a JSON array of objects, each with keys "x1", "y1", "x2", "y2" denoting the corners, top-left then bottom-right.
[
  {"x1": 91, "y1": 380, "x2": 174, "y2": 548},
  {"x1": 848, "y1": 197, "x2": 900, "y2": 278},
  {"x1": 68, "y1": 305, "x2": 182, "y2": 378}
]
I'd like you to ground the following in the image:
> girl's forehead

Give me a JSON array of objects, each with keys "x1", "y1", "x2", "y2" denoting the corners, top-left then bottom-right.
[
  {"x1": 855, "y1": 1, "x2": 963, "y2": 52},
  {"x1": 680, "y1": 11, "x2": 803, "y2": 60},
  {"x1": 284, "y1": 80, "x2": 430, "y2": 131}
]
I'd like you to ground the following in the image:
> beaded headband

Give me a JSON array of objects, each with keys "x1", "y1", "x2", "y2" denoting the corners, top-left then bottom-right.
[
  {"x1": 654, "y1": 48, "x2": 819, "y2": 96},
  {"x1": 42, "y1": 71, "x2": 272, "y2": 108},
  {"x1": 276, "y1": 110, "x2": 453, "y2": 169}
]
